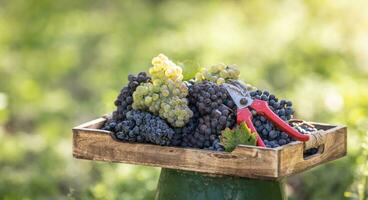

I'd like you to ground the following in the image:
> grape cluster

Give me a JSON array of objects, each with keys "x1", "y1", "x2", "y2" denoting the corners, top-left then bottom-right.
[
  {"x1": 195, "y1": 64, "x2": 240, "y2": 85},
  {"x1": 132, "y1": 54, "x2": 193, "y2": 127},
  {"x1": 100, "y1": 53, "x2": 318, "y2": 153},
  {"x1": 249, "y1": 90, "x2": 296, "y2": 148},
  {"x1": 173, "y1": 113, "x2": 227, "y2": 151},
  {"x1": 110, "y1": 72, "x2": 151, "y2": 121},
  {"x1": 191, "y1": 105, "x2": 234, "y2": 149},
  {"x1": 108, "y1": 110, "x2": 175, "y2": 146},
  {"x1": 172, "y1": 81, "x2": 236, "y2": 151},
  {"x1": 189, "y1": 81, "x2": 233, "y2": 115}
]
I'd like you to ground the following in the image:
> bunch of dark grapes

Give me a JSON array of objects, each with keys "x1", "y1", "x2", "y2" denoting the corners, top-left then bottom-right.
[
  {"x1": 111, "y1": 72, "x2": 151, "y2": 121},
  {"x1": 173, "y1": 81, "x2": 236, "y2": 151},
  {"x1": 101, "y1": 72, "x2": 150, "y2": 132},
  {"x1": 109, "y1": 110, "x2": 175, "y2": 146},
  {"x1": 249, "y1": 90, "x2": 296, "y2": 148},
  {"x1": 188, "y1": 80, "x2": 235, "y2": 115}
]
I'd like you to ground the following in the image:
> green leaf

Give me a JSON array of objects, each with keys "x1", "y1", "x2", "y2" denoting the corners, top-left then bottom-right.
[{"x1": 220, "y1": 122, "x2": 257, "y2": 152}]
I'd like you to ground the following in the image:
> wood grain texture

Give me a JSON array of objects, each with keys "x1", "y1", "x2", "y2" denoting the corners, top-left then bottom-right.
[
  {"x1": 72, "y1": 118, "x2": 347, "y2": 180},
  {"x1": 278, "y1": 126, "x2": 347, "y2": 178}
]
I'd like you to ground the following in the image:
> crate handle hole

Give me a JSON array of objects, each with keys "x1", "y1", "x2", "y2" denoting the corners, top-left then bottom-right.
[{"x1": 303, "y1": 145, "x2": 325, "y2": 160}]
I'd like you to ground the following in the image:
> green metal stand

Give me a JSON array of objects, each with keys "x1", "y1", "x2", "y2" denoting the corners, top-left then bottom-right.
[{"x1": 155, "y1": 168, "x2": 286, "y2": 200}]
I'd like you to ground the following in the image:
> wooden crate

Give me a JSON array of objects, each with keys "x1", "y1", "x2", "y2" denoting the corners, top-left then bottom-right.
[{"x1": 72, "y1": 117, "x2": 347, "y2": 180}]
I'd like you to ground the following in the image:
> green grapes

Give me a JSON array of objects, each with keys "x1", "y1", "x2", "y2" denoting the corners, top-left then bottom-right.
[
  {"x1": 133, "y1": 54, "x2": 193, "y2": 128},
  {"x1": 195, "y1": 64, "x2": 240, "y2": 84}
]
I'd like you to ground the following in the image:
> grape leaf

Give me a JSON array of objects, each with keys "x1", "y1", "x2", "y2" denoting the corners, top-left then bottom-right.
[{"x1": 220, "y1": 122, "x2": 257, "y2": 152}]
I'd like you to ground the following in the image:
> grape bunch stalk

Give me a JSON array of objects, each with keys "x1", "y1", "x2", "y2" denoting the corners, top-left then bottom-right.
[{"x1": 132, "y1": 54, "x2": 193, "y2": 127}]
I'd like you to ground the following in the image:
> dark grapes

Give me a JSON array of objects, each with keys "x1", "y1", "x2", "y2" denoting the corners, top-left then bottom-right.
[
  {"x1": 101, "y1": 72, "x2": 176, "y2": 145},
  {"x1": 172, "y1": 81, "x2": 236, "y2": 151},
  {"x1": 109, "y1": 110, "x2": 175, "y2": 146},
  {"x1": 100, "y1": 68, "x2": 312, "y2": 153},
  {"x1": 249, "y1": 90, "x2": 296, "y2": 148},
  {"x1": 110, "y1": 72, "x2": 151, "y2": 122},
  {"x1": 188, "y1": 81, "x2": 230, "y2": 115},
  {"x1": 208, "y1": 139, "x2": 224, "y2": 151}
]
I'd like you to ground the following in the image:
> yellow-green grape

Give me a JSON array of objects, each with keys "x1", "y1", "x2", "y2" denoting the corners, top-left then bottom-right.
[
  {"x1": 132, "y1": 54, "x2": 193, "y2": 128},
  {"x1": 195, "y1": 73, "x2": 204, "y2": 82},
  {"x1": 144, "y1": 96, "x2": 152, "y2": 106},
  {"x1": 195, "y1": 64, "x2": 240, "y2": 84},
  {"x1": 150, "y1": 54, "x2": 183, "y2": 81},
  {"x1": 217, "y1": 78, "x2": 225, "y2": 85},
  {"x1": 152, "y1": 93, "x2": 159, "y2": 101},
  {"x1": 153, "y1": 79, "x2": 162, "y2": 86}
]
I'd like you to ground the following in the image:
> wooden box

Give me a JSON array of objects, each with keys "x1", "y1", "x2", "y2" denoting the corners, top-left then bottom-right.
[{"x1": 72, "y1": 117, "x2": 347, "y2": 180}]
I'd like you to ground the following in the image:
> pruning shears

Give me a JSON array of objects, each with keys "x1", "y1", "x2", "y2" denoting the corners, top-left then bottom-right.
[{"x1": 223, "y1": 81, "x2": 310, "y2": 148}]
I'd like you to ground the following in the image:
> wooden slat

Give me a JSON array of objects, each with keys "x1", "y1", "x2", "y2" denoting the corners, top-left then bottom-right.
[
  {"x1": 72, "y1": 118, "x2": 347, "y2": 180},
  {"x1": 73, "y1": 129, "x2": 279, "y2": 179}
]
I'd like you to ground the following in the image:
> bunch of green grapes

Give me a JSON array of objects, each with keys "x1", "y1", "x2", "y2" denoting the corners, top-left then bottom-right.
[
  {"x1": 195, "y1": 64, "x2": 240, "y2": 84},
  {"x1": 133, "y1": 54, "x2": 193, "y2": 128}
]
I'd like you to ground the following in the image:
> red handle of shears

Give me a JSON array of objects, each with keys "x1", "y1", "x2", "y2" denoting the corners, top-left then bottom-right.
[
  {"x1": 237, "y1": 108, "x2": 266, "y2": 147},
  {"x1": 249, "y1": 99, "x2": 310, "y2": 142}
]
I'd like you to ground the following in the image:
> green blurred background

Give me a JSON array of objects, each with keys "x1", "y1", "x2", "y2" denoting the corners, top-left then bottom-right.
[{"x1": 0, "y1": 0, "x2": 367, "y2": 199}]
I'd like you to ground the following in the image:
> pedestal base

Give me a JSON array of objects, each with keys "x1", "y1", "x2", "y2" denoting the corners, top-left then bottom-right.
[{"x1": 155, "y1": 169, "x2": 286, "y2": 200}]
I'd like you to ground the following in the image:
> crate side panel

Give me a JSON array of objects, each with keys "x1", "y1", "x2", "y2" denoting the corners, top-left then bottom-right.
[
  {"x1": 73, "y1": 128, "x2": 279, "y2": 179},
  {"x1": 278, "y1": 126, "x2": 347, "y2": 177}
]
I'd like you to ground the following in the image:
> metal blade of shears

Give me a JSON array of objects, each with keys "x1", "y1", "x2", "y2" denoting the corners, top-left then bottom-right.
[{"x1": 223, "y1": 83, "x2": 253, "y2": 109}]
